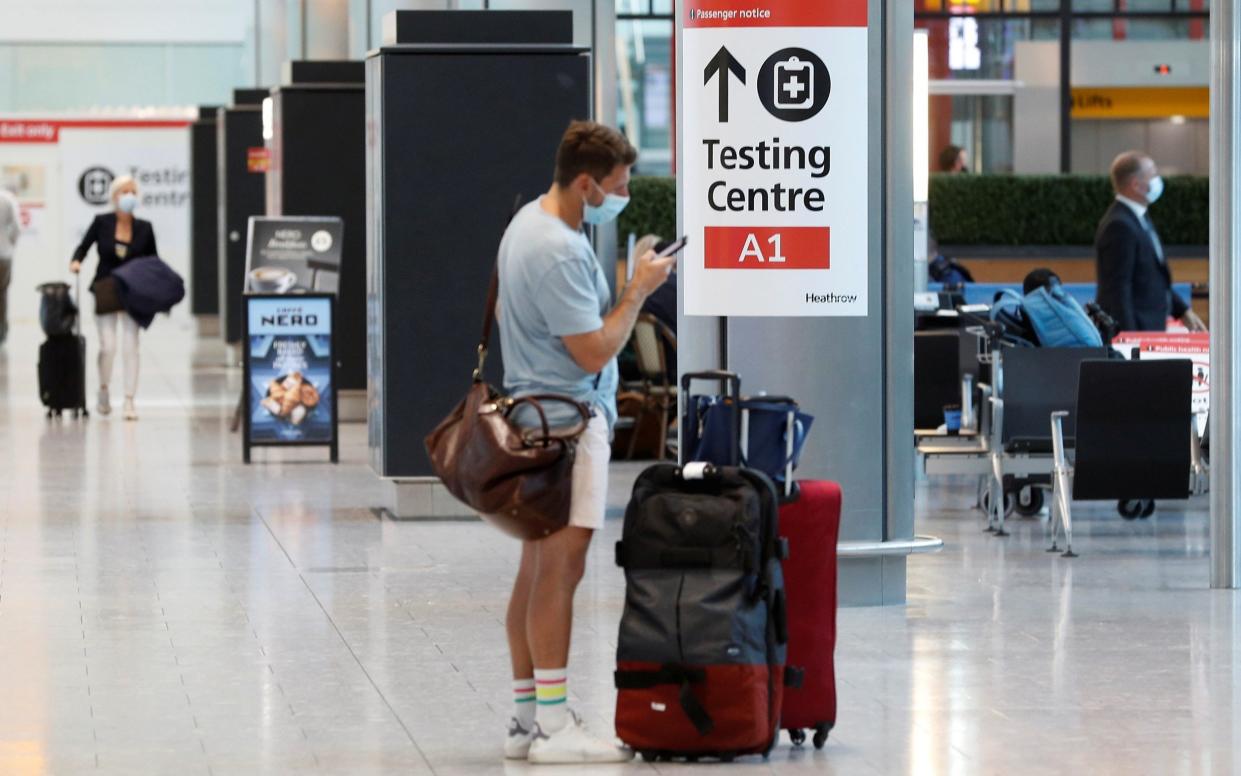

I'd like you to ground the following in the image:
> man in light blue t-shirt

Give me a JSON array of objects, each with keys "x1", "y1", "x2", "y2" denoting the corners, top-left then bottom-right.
[{"x1": 496, "y1": 121, "x2": 674, "y2": 764}]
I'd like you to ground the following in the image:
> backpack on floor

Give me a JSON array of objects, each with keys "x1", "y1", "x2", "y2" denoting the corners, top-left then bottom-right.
[{"x1": 614, "y1": 463, "x2": 789, "y2": 762}]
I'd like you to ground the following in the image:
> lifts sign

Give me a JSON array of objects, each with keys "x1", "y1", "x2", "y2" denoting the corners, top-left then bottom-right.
[{"x1": 683, "y1": 1, "x2": 869, "y2": 316}]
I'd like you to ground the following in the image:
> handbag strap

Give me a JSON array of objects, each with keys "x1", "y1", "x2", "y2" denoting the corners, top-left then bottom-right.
[
  {"x1": 474, "y1": 195, "x2": 524, "y2": 382},
  {"x1": 474, "y1": 265, "x2": 500, "y2": 382}
]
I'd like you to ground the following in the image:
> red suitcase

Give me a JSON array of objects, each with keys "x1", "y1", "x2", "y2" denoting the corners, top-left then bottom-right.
[{"x1": 778, "y1": 479, "x2": 841, "y2": 749}]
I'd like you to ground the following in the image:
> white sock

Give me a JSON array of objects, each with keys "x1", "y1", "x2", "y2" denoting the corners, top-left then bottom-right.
[
  {"x1": 534, "y1": 668, "x2": 569, "y2": 733},
  {"x1": 513, "y1": 678, "x2": 536, "y2": 729}
]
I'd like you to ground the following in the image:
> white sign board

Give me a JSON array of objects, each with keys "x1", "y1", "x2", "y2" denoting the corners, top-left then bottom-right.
[{"x1": 682, "y1": 1, "x2": 869, "y2": 317}]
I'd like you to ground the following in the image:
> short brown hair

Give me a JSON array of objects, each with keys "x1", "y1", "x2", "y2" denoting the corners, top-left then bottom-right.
[
  {"x1": 1111, "y1": 151, "x2": 1149, "y2": 192},
  {"x1": 938, "y1": 144, "x2": 964, "y2": 172},
  {"x1": 554, "y1": 121, "x2": 637, "y2": 187}
]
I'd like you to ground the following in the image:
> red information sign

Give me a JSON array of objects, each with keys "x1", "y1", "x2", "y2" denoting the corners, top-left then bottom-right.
[
  {"x1": 247, "y1": 147, "x2": 271, "y2": 173},
  {"x1": 685, "y1": 1, "x2": 868, "y2": 29},
  {"x1": 704, "y1": 226, "x2": 830, "y2": 269}
]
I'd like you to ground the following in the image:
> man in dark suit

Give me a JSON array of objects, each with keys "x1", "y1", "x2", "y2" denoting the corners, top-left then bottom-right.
[{"x1": 1095, "y1": 151, "x2": 1205, "y2": 332}]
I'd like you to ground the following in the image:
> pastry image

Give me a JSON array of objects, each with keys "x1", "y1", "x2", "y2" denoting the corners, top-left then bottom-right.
[
  {"x1": 260, "y1": 372, "x2": 323, "y2": 425},
  {"x1": 300, "y1": 383, "x2": 320, "y2": 409}
]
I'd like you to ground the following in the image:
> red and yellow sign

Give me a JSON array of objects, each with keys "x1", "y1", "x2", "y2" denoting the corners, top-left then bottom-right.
[{"x1": 247, "y1": 147, "x2": 271, "y2": 173}]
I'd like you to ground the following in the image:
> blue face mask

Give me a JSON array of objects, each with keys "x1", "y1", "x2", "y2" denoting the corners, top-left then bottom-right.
[
  {"x1": 1146, "y1": 175, "x2": 1164, "y2": 205},
  {"x1": 583, "y1": 180, "x2": 629, "y2": 225},
  {"x1": 117, "y1": 193, "x2": 138, "y2": 214}
]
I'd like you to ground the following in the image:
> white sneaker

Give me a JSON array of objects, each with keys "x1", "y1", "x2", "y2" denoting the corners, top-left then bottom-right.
[
  {"x1": 527, "y1": 710, "x2": 633, "y2": 765},
  {"x1": 97, "y1": 388, "x2": 112, "y2": 416},
  {"x1": 504, "y1": 717, "x2": 535, "y2": 760},
  {"x1": 123, "y1": 398, "x2": 138, "y2": 421}
]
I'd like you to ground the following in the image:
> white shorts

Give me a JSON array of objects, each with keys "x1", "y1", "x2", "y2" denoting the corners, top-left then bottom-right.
[{"x1": 568, "y1": 413, "x2": 611, "y2": 530}]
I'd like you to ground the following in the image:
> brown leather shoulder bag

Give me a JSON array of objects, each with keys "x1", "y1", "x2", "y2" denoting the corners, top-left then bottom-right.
[{"x1": 424, "y1": 265, "x2": 592, "y2": 540}]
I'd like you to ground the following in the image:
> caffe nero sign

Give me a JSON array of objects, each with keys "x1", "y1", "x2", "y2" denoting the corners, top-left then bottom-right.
[{"x1": 77, "y1": 165, "x2": 189, "y2": 208}]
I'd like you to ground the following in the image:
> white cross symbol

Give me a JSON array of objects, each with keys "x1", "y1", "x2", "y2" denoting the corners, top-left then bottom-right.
[{"x1": 783, "y1": 76, "x2": 806, "y2": 100}]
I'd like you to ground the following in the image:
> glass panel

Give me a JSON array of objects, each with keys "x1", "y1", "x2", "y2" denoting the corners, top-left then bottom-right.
[
  {"x1": 1071, "y1": 0, "x2": 1113, "y2": 10},
  {"x1": 0, "y1": 42, "x2": 244, "y2": 112},
  {"x1": 616, "y1": 18, "x2": 673, "y2": 175},
  {"x1": 11, "y1": 44, "x2": 167, "y2": 111},
  {"x1": 1125, "y1": 18, "x2": 1194, "y2": 37},
  {"x1": 167, "y1": 45, "x2": 247, "y2": 107},
  {"x1": 615, "y1": 0, "x2": 649, "y2": 14},
  {"x1": 1023, "y1": 0, "x2": 1064, "y2": 11},
  {"x1": 651, "y1": 0, "x2": 673, "y2": 14},
  {"x1": 941, "y1": 95, "x2": 1015, "y2": 173},
  {"x1": 1072, "y1": 16, "x2": 1196, "y2": 37},
  {"x1": 924, "y1": 18, "x2": 1045, "y2": 80},
  {"x1": 1126, "y1": 0, "x2": 1175, "y2": 10}
]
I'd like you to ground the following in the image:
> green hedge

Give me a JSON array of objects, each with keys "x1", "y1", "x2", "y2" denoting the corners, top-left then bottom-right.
[
  {"x1": 616, "y1": 174, "x2": 1209, "y2": 248},
  {"x1": 619, "y1": 176, "x2": 676, "y2": 247},
  {"x1": 929, "y1": 174, "x2": 1208, "y2": 247}
]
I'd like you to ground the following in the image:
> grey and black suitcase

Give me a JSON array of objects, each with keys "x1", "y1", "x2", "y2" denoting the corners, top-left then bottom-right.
[{"x1": 614, "y1": 462, "x2": 789, "y2": 761}]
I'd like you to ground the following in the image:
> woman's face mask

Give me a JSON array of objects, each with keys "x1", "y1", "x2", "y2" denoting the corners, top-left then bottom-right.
[
  {"x1": 582, "y1": 179, "x2": 630, "y2": 225},
  {"x1": 117, "y1": 192, "x2": 138, "y2": 214}
]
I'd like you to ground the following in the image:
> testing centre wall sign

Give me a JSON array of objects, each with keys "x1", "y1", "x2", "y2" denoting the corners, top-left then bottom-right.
[{"x1": 682, "y1": 1, "x2": 869, "y2": 317}]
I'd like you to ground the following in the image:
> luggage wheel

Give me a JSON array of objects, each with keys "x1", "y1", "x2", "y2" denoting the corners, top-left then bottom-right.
[
  {"x1": 1015, "y1": 486, "x2": 1045, "y2": 517},
  {"x1": 789, "y1": 728, "x2": 807, "y2": 747},
  {"x1": 813, "y1": 723, "x2": 831, "y2": 749},
  {"x1": 1118, "y1": 499, "x2": 1155, "y2": 520}
]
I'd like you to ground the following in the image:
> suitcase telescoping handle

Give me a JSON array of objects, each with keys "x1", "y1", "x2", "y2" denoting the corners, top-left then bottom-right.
[{"x1": 680, "y1": 370, "x2": 742, "y2": 467}]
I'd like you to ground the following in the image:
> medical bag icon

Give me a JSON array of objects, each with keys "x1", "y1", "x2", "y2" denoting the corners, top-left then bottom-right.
[{"x1": 774, "y1": 56, "x2": 813, "y2": 110}]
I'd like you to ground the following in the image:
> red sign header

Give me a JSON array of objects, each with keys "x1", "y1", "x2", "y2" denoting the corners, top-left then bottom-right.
[
  {"x1": 686, "y1": 0, "x2": 868, "y2": 29},
  {"x1": 0, "y1": 118, "x2": 192, "y2": 144}
]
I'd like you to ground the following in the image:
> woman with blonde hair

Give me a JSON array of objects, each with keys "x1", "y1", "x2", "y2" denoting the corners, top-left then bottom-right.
[{"x1": 70, "y1": 175, "x2": 158, "y2": 420}]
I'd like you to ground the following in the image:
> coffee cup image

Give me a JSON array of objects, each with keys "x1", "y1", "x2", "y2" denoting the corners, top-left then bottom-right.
[
  {"x1": 261, "y1": 372, "x2": 321, "y2": 426},
  {"x1": 249, "y1": 266, "x2": 297, "y2": 293}
]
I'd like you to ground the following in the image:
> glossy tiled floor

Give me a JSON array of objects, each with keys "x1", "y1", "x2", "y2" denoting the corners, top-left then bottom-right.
[{"x1": 0, "y1": 318, "x2": 1238, "y2": 775}]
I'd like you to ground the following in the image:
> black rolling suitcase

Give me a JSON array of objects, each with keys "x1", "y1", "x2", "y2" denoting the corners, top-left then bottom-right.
[{"x1": 37, "y1": 279, "x2": 89, "y2": 418}]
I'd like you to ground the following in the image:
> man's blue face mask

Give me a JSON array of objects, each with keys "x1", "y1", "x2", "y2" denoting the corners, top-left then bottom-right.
[
  {"x1": 1146, "y1": 175, "x2": 1164, "y2": 205},
  {"x1": 583, "y1": 179, "x2": 630, "y2": 225}
]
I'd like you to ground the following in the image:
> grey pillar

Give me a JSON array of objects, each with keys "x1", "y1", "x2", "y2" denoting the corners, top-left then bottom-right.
[
  {"x1": 257, "y1": 0, "x2": 293, "y2": 87},
  {"x1": 1209, "y1": 0, "x2": 1241, "y2": 589},
  {"x1": 305, "y1": 0, "x2": 352, "y2": 59},
  {"x1": 676, "y1": 0, "x2": 915, "y2": 606}
]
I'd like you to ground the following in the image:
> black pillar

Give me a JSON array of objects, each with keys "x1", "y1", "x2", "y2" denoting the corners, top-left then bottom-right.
[
  {"x1": 366, "y1": 10, "x2": 590, "y2": 478},
  {"x1": 266, "y1": 61, "x2": 367, "y2": 391},
  {"x1": 190, "y1": 106, "x2": 220, "y2": 318},
  {"x1": 217, "y1": 89, "x2": 268, "y2": 345}
]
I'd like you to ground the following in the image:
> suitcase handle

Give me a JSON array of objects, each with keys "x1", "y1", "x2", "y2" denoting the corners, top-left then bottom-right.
[
  {"x1": 772, "y1": 588, "x2": 789, "y2": 646},
  {"x1": 680, "y1": 370, "x2": 740, "y2": 397},
  {"x1": 680, "y1": 371, "x2": 742, "y2": 467}
]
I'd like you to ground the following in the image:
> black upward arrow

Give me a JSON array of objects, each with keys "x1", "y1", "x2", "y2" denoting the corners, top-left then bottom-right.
[{"x1": 704, "y1": 46, "x2": 746, "y2": 123}]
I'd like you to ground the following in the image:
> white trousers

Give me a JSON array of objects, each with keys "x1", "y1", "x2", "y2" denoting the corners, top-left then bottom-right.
[{"x1": 96, "y1": 313, "x2": 140, "y2": 398}]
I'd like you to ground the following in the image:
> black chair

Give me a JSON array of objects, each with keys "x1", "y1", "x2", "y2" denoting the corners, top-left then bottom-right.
[
  {"x1": 985, "y1": 347, "x2": 1109, "y2": 535},
  {"x1": 998, "y1": 347, "x2": 1109, "y2": 453},
  {"x1": 1047, "y1": 359, "x2": 1194, "y2": 556}
]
